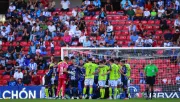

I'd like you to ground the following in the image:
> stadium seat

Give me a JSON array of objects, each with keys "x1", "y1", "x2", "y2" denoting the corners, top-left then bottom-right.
[
  {"x1": 54, "y1": 46, "x2": 61, "y2": 50},
  {"x1": 114, "y1": 36, "x2": 119, "y2": 40},
  {"x1": 141, "y1": 20, "x2": 147, "y2": 24},
  {"x1": 115, "y1": 26, "x2": 122, "y2": 30},
  {"x1": 2, "y1": 47, "x2": 7, "y2": 51},
  {"x1": 153, "y1": 25, "x2": 160, "y2": 30},
  {"x1": 111, "y1": 21, "x2": 117, "y2": 25},
  {"x1": 121, "y1": 31, "x2": 129, "y2": 35},
  {"x1": 155, "y1": 30, "x2": 163, "y2": 35},
  {"x1": 113, "y1": 16, "x2": 120, "y2": 20},
  {"x1": 145, "y1": 25, "x2": 153, "y2": 30},
  {"x1": 155, "y1": 20, "x2": 160, "y2": 24},
  {"x1": 95, "y1": 11, "x2": 99, "y2": 15},
  {"x1": 85, "y1": 16, "x2": 91, "y2": 20},
  {"x1": 166, "y1": 20, "x2": 171, "y2": 24},
  {"x1": 66, "y1": 12, "x2": 72, "y2": 16},
  {"x1": 107, "y1": 16, "x2": 113, "y2": 20},
  {"x1": 119, "y1": 36, "x2": 126, "y2": 40},
  {"x1": 37, "y1": 70, "x2": 45, "y2": 75},
  {"x1": 2, "y1": 75, "x2": 10, "y2": 80},
  {"x1": 118, "y1": 21, "x2": 125, "y2": 25},
  {"x1": 110, "y1": 11, "x2": 116, "y2": 15},
  {"x1": 5, "y1": 42, "x2": 10, "y2": 46},
  {"x1": 125, "y1": 21, "x2": 132, "y2": 25},
  {"x1": 121, "y1": 16, "x2": 128, "y2": 20},
  {"x1": 52, "y1": 37, "x2": 60, "y2": 41},
  {"x1": 133, "y1": 20, "x2": 139, "y2": 25},
  {"x1": 123, "y1": 26, "x2": 129, "y2": 31},
  {"x1": 16, "y1": 37, "x2": 22, "y2": 41},
  {"x1": 45, "y1": 41, "x2": 50, "y2": 46},
  {"x1": 2, "y1": 80, "x2": 7, "y2": 85},
  {"x1": 46, "y1": 46, "x2": 51, "y2": 51},
  {"x1": 20, "y1": 41, "x2": 28, "y2": 46},
  {"x1": 0, "y1": 75, "x2": 2, "y2": 79},
  {"x1": 148, "y1": 20, "x2": 154, "y2": 25},
  {"x1": 55, "y1": 51, "x2": 61, "y2": 56},
  {"x1": 114, "y1": 31, "x2": 121, "y2": 35}
]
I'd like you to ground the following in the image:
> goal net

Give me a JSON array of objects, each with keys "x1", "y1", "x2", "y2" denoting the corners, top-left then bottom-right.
[{"x1": 61, "y1": 47, "x2": 180, "y2": 99}]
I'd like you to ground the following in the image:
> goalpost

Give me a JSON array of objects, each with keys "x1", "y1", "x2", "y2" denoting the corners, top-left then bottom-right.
[{"x1": 61, "y1": 47, "x2": 180, "y2": 98}]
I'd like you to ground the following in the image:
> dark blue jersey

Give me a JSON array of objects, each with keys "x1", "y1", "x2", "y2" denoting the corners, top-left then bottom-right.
[
  {"x1": 121, "y1": 65, "x2": 128, "y2": 81},
  {"x1": 68, "y1": 64, "x2": 83, "y2": 81}
]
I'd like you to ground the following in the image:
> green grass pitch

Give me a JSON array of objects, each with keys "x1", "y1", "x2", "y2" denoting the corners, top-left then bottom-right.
[{"x1": 0, "y1": 99, "x2": 180, "y2": 102}]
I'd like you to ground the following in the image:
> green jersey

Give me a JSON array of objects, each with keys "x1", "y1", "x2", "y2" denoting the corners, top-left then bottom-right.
[
  {"x1": 144, "y1": 64, "x2": 158, "y2": 77},
  {"x1": 83, "y1": 62, "x2": 98, "y2": 79},
  {"x1": 98, "y1": 65, "x2": 110, "y2": 81},
  {"x1": 125, "y1": 64, "x2": 131, "y2": 77},
  {"x1": 117, "y1": 64, "x2": 122, "y2": 79},
  {"x1": 109, "y1": 63, "x2": 120, "y2": 80}
]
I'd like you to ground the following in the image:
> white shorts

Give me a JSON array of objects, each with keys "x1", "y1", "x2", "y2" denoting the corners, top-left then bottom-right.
[
  {"x1": 117, "y1": 78, "x2": 122, "y2": 85},
  {"x1": 84, "y1": 79, "x2": 94, "y2": 86},
  {"x1": 98, "y1": 80, "x2": 106, "y2": 87},
  {"x1": 108, "y1": 80, "x2": 117, "y2": 87}
]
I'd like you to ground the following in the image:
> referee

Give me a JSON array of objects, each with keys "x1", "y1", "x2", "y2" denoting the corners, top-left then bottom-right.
[{"x1": 144, "y1": 60, "x2": 158, "y2": 100}]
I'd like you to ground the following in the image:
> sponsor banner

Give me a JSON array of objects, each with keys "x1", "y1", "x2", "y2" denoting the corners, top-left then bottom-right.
[{"x1": 0, "y1": 86, "x2": 43, "y2": 99}]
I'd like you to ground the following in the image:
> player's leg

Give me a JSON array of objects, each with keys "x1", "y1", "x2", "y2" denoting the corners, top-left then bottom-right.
[
  {"x1": 69, "y1": 81, "x2": 73, "y2": 99},
  {"x1": 150, "y1": 76, "x2": 155, "y2": 99},
  {"x1": 73, "y1": 80, "x2": 79, "y2": 99},
  {"x1": 113, "y1": 80, "x2": 118, "y2": 99},
  {"x1": 108, "y1": 80, "x2": 113, "y2": 99},
  {"x1": 83, "y1": 79, "x2": 89, "y2": 99},
  {"x1": 145, "y1": 77, "x2": 150, "y2": 99},
  {"x1": 98, "y1": 80, "x2": 104, "y2": 99},
  {"x1": 117, "y1": 78, "x2": 122, "y2": 95},
  {"x1": 61, "y1": 79, "x2": 66, "y2": 99},
  {"x1": 56, "y1": 78, "x2": 63, "y2": 98},
  {"x1": 123, "y1": 80, "x2": 128, "y2": 99},
  {"x1": 89, "y1": 79, "x2": 94, "y2": 99}
]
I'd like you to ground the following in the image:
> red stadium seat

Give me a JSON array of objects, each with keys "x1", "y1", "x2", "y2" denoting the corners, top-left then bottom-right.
[
  {"x1": 2, "y1": 47, "x2": 7, "y2": 51},
  {"x1": 118, "y1": 21, "x2": 125, "y2": 25},
  {"x1": 115, "y1": 26, "x2": 122, "y2": 30},
  {"x1": 46, "y1": 46, "x2": 51, "y2": 51},
  {"x1": 110, "y1": 11, "x2": 117, "y2": 15},
  {"x1": 45, "y1": 41, "x2": 50, "y2": 46},
  {"x1": 0, "y1": 75, "x2": 2, "y2": 79},
  {"x1": 145, "y1": 25, "x2": 153, "y2": 30},
  {"x1": 148, "y1": 20, "x2": 154, "y2": 25},
  {"x1": 123, "y1": 26, "x2": 129, "y2": 31},
  {"x1": 119, "y1": 36, "x2": 126, "y2": 40},
  {"x1": 155, "y1": 30, "x2": 163, "y2": 35},
  {"x1": 107, "y1": 16, "x2": 113, "y2": 20},
  {"x1": 52, "y1": 37, "x2": 59, "y2": 41},
  {"x1": 121, "y1": 16, "x2": 128, "y2": 20},
  {"x1": 2, "y1": 80, "x2": 7, "y2": 85},
  {"x1": 133, "y1": 20, "x2": 139, "y2": 25},
  {"x1": 155, "y1": 20, "x2": 160, "y2": 24},
  {"x1": 166, "y1": 20, "x2": 171, "y2": 24},
  {"x1": 3, "y1": 75, "x2": 10, "y2": 80},
  {"x1": 114, "y1": 36, "x2": 119, "y2": 40},
  {"x1": 55, "y1": 46, "x2": 61, "y2": 50},
  {"x1": 114, "y1": 31, "x2": 121, "y2": 35},
  {"x1": 55, "y1": 51, "x2": 61, "y2": 56},
  {"x1": 113, "y1": 16, "x2": 121, "y2": 20},
  {"x1": 20, "y1": 41, "x2": 27, "y2": 46},
  {"x1": 23, "y1": 47, "x2": 29, "y2": 51},
  {"x1": 37, "y1": 70, "x2": 45, "y2": 75},
  {"x1": 121, "y1": 31, "x2": 129, "y2": 35},
  {"x1": 125, "y1": 21, "x2": 132, "y2": 25},
  {"x1": 16, "y1": 37, "x2": 22, "y2": 41},
  {"x1": 85, "y1": 16, "x2": 91, "y2": 20},
  {"x1": 153, "y1": 25, "x2": 160, "y2": 30},
  {"x1": 141, "y1": 20, "x2": 147, "y2": 24},
  {"x1": 111, "y1": 21, "x2": 117, "y2": 25}
]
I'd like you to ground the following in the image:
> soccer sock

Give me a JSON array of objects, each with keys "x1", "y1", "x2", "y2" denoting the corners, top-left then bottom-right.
[
  {"x1": 45, "y1": 88, "x2": 49, "y2": 98},
  {"x1": 100, "y1": 88, "x2": 103, "y2": 98},
  {"x1": 117, "y1": 88, "x2": 120, "y2": 94},
  {"x1": 83, "y1": 87, "x2": 86, "y2": 95},
  {"x1": 102, "y1": 89, "x2": 105, "y2": 98},
  {"x1": 146, "y1": 88, "x2": 149, "y2": 97},
  {"x1": 52, "y1": 86, "x2": 55, "y2": 97},
  {"x1": 109, "y1": 87, "x2": 112, "y2": 97},
  {"x1": 70, "y1": 88, "x2": 73, "y2": 97},
  {"x1": 61, "y1": 83, "x2": 66, "y2": 97},
  {"x1": 151, "y1": 90, "x2": 154, "y2": 98},
  {"x1": 114, "y1": 88, "x2": 118, "y2": 97},
  {"x1": 89, "y1": 87, "x2": 93, "y2": 96},
  {"x1": 124, "y1": 89, "x2": 128, "y2": 98}
]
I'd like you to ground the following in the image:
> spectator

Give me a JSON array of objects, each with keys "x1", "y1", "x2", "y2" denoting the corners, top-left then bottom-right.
[
  {"x1": 143, "y1": 8, "x2": 150, "y2": 20},
  {"x1": 79, "y1": 32, "x2": 86, "y2": 45},
  {"x1": 23, "y1": 70, "x2": 32, "y2": 85},
  {"x1": 157, "y1": 6, "x2": 165, "y2": 19},
  {"x1": 43, "y1": 7, "x2": 51, "y2": 17},
  {"x1": 99, "y1": 22, "x2": 106, "y2": 36},
  {"x1": 139, "y1": 70, "x2": 145, "y2": 84},
  {"x1": 174, "y1": 16, "x2": 180, "y2": 30},
  {"x1": 93, "y1": 0, "x2": 101, "y2": 10},
  {"x1": 135, "y1": 37, "x2": 144, "y2": 47},
  {"x1": 16, "y1": 55, "x2": 25, "y2": 69},
  {"x1": 175, "y1": 0, "x2": 180, "y2": 14},
  {"x1": 50, "y1": 40, "x2": 55, "y2": 54},
  {"x1": 129, "y1": 22, "x2": 136, "y2": 34},
  {"x1": 150, "y1": 9, "x2": 157, "y2": 20},
  {"x1": 74, "y1": 27, "x2": 82, "y2": 38},
  {"x1": 164, "y1": 30, "x2": 173, "y2": 40},
  {"x1": 164, "y1": 40, "x2": 172, "y2": 47},
  {"x1": 131, "y1": 1, "x2": 138, "y2": 10},
  {"x1": 7, "y1": 42, "x2": 14, "y2": 59},
  {"x1": 48, "y1": 0, "x2": 56, "y2": 12},
  {"x1": 83, "y1": 37, "x2": 91, "y2": 47},
  {"x1": 84, "y1": 0, "x2": 90, "y2": 6},
  {"x1": 144, "y1": 36, "x2": 153, "y2": 47},
  {"x1": 128, "y1": 33, "x2": 139, "y2": 47},
  {"x1": 48, "y1": 22, "x2": 56, "y2": 38},
  {"x1": 29, "y1": 42, "x2": 36, "y2": 55},
  {"x1": 8, "y1": 76, "x2": 17, "y2": 86},
  {"x1": 145, "y1": 1, "x2": 152, "y2": 11},
  {"x1": 120, "y1": 0, "x2": 132, "y2": 9},
  {"x1": 137, "y1": 23, "x2": 145, "y2": 35},
  {"x1": 38, "y1": 56, "x2": 46, "y2": 70},
  {"x1": 61, "y1": 0, "x2": 70, "y2": 12},
  {"x1": 22, "y1": 28, "x2": 30, "y2": 41},
  {"x1": 9, "y1": 3, "x2": 16, "y2": 12},
  {"x1": 78, "y1": 9, "x2": 85, "y2": 19},
  {"x1": 13, "y1": 68, "x2": 23, "y2": 81},
  {"x1": 126, "y1": 7, "x2": 135, "y2": 21},
  {"x1": 91, "y1": 23, "x2": 99, "y2": 36},
  {"x1": 61, "y1": 31, "x2": 72, "y2": 46},
  {"x1": 176, "y1": 74, "x2": 180, "y2": 84},
  {"x1": 160, "y1": 18, "x2": 169, "y2": 31},
  {"x1": 99, "y1": 8, "x2": 106, "y2": 19},
  {"x1": 17, "y1": 78, "x2": 24, "y2": 86},
  {"x1": 165, "y1": 6, "x2": 173, "y2": 19},
  {"x1": 86, "y1": 1, "x2": 95, "y2": 16},
  {"x1": 106, "y1": 22, "x2": 113, "y2": 36},
  {"x1": 0, "y1": 27, "x2": 8, "y2": 41},
  {"x1": 105, "y1": 0, "x2": 113, "y2": 11},
  {"x1": 13, "y1": 42, "x2": 22, "y2": 59},
  {"x1": 135, "y1": 6, "x2": 143, "y2": 20},
  {"x1": 3, "y1": 60, "x2": 14, "y2": 75},
  {"x1": 105, "y1": 36, "x2": 115, "y2": 46},
  {"x1": 28, "y1": 59, "x2": 37, "y2": 75},
  {"x1": 157, "y1": 0, "x2": 164, "y2": 7},
  {"x1": 124, "y1": 2, "x2": 130, "y2": 12}
]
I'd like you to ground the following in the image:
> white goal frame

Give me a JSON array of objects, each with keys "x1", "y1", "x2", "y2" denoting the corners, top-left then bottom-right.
[{"x1": 61, "y1": 47, "x2": 180, "y2": 60}]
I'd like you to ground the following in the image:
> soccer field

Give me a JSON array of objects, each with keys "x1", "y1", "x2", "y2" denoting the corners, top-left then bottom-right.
[{"x1": 0, "y1": 99, "x2": 180, "y2": 102}]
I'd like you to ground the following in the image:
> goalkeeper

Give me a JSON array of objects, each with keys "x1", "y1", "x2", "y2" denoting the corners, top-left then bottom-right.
[{"x1": 67, "y1": 57, "x2": 84, "y2": 99}]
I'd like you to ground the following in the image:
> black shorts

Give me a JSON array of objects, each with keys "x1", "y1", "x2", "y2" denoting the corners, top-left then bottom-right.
[
  {"x1": 69, "y1": 80, "x2": 78, "y2": 87},
  {"x1": 122, "y1": 79, "x2": 128, "y2": 89},
  {"x1": 146, "y1": 76, "x2": 155, "y2": 86}
]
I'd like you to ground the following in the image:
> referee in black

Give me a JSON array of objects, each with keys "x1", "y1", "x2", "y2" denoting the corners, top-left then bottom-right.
[{"x1": 144, "y1": 60, "x2": 158, "y2": 100}]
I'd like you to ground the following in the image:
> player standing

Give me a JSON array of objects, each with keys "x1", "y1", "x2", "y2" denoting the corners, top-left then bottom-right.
[
  {"x1": 56, "y1": 57, "x2": 69, "y2": 99},
  {"x1": 108, "y1": 59, "x2": 120, "y2": 99},
  {"x1": 97, "y1": 60, "x2": 110, "y2": 99},
  {"x1": 82, "y1": 58, "x2": 98, "y2": 99},
  {"x1": 120, "y1": 60, "x2": 129, "y2": 99},
  {"x1": 144, "y1": 60, "x2": 158, "y2": 100},
  {"x1": 67, "y1": 57, "x2": 84, "y2": 99}
]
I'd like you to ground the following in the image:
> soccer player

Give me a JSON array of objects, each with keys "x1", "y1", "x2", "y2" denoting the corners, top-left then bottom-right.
[
  {"x1": 56, "y1": 57, "x2": 69, "y2": 99},
  {"x1": 82, "y1": 58, "x2": 99, "y2": 99},
  {"x1": 144, "y1": 60, "x2": 158, "y2": 100},
  {"x1": 115, "y1": 58, "x2": 122, "y2": 95},
  {"x1": 67, "y1": 57, "x2": 84, "y2": 99},
  {"x1": 108, "y1": 59, "x2": 120, "y2": 99},
  {"x1": 97, "y1": 60, "x2": 110, "y2": 99},
  {"x1": 120, "y1": 60, "x2": 129, "y2": 99}
]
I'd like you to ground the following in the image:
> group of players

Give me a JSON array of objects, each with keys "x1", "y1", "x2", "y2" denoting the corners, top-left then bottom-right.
[{"x1": 44, "y1": 56, "x2": 158, "y2": 100}]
